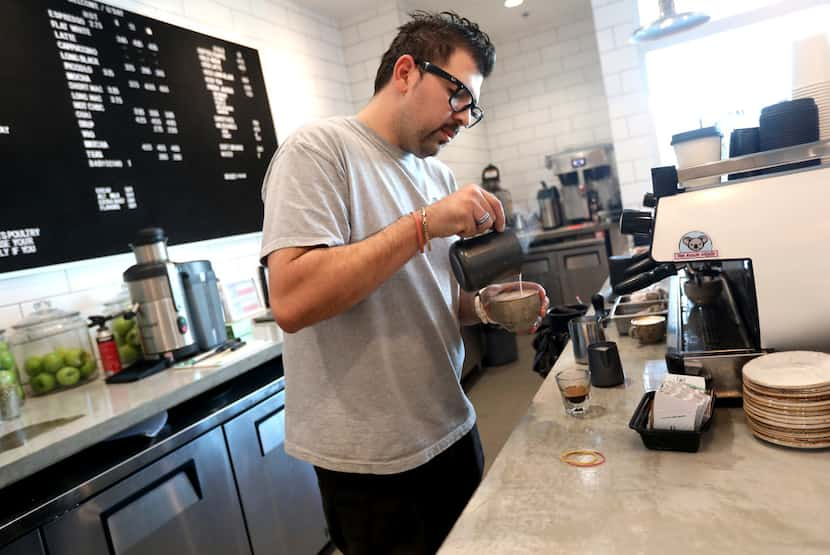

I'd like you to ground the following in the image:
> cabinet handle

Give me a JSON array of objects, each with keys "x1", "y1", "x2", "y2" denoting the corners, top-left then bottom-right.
[
  {"x1": 102, "y1": 461, "x2": 202, "y2": 554},
  {"x1": 255, "y1": 408, "x2": 285, "y2": 457}
]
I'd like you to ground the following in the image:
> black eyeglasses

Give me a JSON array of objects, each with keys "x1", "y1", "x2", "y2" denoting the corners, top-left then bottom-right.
[{"x1": 415, "y1": 60, "x2": 484, "y2": 128}]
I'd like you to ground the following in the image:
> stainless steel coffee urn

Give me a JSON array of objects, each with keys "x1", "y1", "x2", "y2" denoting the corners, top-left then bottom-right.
[
  {"x1": 123, "y1": 228, "x2": 198, "y2": 360},
  {"x1": 537, "y1": 181, "x2": 563, "y2": 230},
  {"x1": 481, "y1": 164, "x2": 514, "y2": 227}
]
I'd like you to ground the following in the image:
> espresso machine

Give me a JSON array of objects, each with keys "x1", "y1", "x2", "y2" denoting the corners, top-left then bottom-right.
[
  {"x1": 616, "y1": 139, "x2": 830, "y2": 398},
  {"x1": 544, "y1": 144, "x2": 621, "y2": 223}
]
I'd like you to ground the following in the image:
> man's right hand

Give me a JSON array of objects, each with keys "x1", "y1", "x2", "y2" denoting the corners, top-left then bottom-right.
[{"x1": 425, "y1": 184, "x2": 506, "y2": 238}]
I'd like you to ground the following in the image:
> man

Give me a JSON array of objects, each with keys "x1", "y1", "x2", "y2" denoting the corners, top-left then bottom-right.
[{"x1": 260, "y1": 11, "x2": 544, "y2": 554}]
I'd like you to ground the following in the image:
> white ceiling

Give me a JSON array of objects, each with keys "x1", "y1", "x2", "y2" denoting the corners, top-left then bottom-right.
[{"x1": 302, "y1": 0, "x2": 592, "y2": 41}]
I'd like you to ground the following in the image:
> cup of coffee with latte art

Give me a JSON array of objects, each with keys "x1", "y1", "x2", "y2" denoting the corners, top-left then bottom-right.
[{"x1": 480, "y1": 281, "x2": 544, "y2": 334}]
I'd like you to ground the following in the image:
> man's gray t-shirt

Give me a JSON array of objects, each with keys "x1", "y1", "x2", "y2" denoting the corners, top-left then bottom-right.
[{"x1": 260, "y1": 116, "x2": 475, "y2": 475}]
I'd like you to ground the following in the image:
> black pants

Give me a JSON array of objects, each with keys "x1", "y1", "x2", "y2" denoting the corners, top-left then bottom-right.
[{"x1": 314, "y1": 425, "x2": 484, "y2": 555}]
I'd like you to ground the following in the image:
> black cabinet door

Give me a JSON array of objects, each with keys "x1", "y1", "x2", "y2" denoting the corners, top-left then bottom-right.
[
  {"x1": 0, "y1": 530, "x2": 45, "y2": 555},
  {"x1": 555, "y1": 241, "x2": 609, "y2": 305},
  {"x1": 43, "y1": 427, "x2": 250, "y2": 555},
  {"x1": 224, "y1": 390, "x2": 329, "y2": 555},
  {"x1": 521, "y1": 252, "x2": 564, "y2": 306}
]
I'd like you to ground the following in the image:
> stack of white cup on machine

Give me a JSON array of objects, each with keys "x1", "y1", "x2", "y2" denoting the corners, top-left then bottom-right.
[{"x1": 792, "y1": 33, "x2": 830, "y2": 162}]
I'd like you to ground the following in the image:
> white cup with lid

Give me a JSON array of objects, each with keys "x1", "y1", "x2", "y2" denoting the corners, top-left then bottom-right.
[{"x1": 671, "y1": 126, "x2": 723, "y2": 186}]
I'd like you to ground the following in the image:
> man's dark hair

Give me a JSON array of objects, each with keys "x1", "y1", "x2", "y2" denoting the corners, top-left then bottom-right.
[{"x1": 373, "y1": 11, "x2": 496, "y2": 95}]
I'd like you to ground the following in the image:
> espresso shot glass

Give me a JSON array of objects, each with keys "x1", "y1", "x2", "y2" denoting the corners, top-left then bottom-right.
[{"x1": 555, "y1": 368, "x2": 591, "y2": 416}]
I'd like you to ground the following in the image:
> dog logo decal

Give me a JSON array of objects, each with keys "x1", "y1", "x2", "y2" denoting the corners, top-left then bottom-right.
[{"x1": 674, "y1": 231, "x2": 718, "y2": 260}]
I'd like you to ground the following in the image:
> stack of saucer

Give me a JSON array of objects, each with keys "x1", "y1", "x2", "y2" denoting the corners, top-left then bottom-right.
[
  {"x1": 742, "y1": 351, "x2": 830, "y2": 449},
  {"x1": 792, "y1": 33, "x2": 830, "y2": 158}
]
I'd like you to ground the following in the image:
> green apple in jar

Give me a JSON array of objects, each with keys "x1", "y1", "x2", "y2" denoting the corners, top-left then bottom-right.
[
  {"x1": 31, "y1": 372, "x2": 56, "y2": 394},
  {"x1": 0, "y1": 350, "x2": 15, "y2": 371},
  {"x1": 64, "y1": 348, "x2": 84, "y2": 368},
  {"x1": 79, "y1": 357, "x2": 97, "y2": 379},
  {"x1": 56, "y1": 366, "x2": 81, "y2": 387},
  {"x1": 25, "y1": 355, "x2": 44, "y2": 376},
  {"x1": 42, "y1": 352, "x2": 64, "y2": 374}
]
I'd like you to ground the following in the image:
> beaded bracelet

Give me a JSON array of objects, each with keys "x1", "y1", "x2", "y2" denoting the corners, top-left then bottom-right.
[
  {"x1": 420, "y1": 206, "x2": 431, "y2": 252},
  {"x1": 412, "y1": 211, "x2": 424, "y2": 253}
]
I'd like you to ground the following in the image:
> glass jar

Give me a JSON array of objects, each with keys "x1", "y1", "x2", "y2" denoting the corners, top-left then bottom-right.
[
  {"x1": 0, "y1": 329, "x2": 24, "y2": 403},
  {"x1": 9, "y1": 301, "x2": 99, "y2": 396},
  {"x1": 101, "y1": 287, "x2": 142, "y2": 368}
]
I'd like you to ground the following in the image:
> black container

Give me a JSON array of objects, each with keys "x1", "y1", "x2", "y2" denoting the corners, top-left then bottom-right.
[
  {"x1": 588, "y1": 341, "x2": 624, "y2": 387},
  {"x1": 629, "y1": 390, "x2": 714, "y2": 453},
  {"x1": 482, "y1": 324, "x2": 518, "y2": 366},
  {"x1": 758, "y1": 99, "x2": 821, "y2": 176},
  {"x1": 449, "y1": 230, "x2": 524, "y2": 292},
  {"x1": 728, "y1": 127, "x2": 761, "y2": 180},
  {"x1": 546, "y1": 303, "x2": 588, "y2": 333}
]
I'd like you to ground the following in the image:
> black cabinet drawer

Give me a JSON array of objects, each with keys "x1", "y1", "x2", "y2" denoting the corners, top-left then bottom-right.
[
  {"x1": 224, "y1": 390, "x2": 328, "y2": 554},
  {"x1": 43, "y1": 427, "x2": 250, "y2": 555},
  {"x1": 0, "y1": 530, "x2": 45, "y2": 555}
]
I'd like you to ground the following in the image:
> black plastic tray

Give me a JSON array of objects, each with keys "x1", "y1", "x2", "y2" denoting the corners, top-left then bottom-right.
[{"x1": 628, "y1": 390, "x2": 714, "y2": 453}]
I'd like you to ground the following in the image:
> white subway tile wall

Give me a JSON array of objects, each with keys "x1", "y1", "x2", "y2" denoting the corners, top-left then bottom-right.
[
  {"x1": 483, "y1": 7, "x2": 613, "y2": 215},
  {"x1": 590, "y1": 0, "x2": 660, "y2": 209}
]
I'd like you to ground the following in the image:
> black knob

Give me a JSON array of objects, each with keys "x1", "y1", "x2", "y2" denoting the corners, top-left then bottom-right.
[
  {"x1": 643, "y1": 192, "x2": 656, "y2": 208},
  {"x1": 620, "y1": 209, "x2": 652, "y2": 235}
]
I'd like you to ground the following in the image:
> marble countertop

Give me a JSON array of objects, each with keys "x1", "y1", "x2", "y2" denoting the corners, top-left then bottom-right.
[
  {"x1": 441, "y1": 327, "x2": 830, "y2": 554},
  {"x1": 0, "y1": 340, "x2": 282, "y2": 490}
]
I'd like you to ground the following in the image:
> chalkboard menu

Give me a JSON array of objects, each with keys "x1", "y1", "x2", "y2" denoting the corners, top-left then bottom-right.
[{"x1": 0, "y1": 0, "x2": 278, "y2": 273}]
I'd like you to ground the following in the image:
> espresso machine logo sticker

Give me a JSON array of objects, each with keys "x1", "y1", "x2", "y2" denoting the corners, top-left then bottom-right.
[{"x1": 675, "y1": 231, "x2": 718, "y2": 260}]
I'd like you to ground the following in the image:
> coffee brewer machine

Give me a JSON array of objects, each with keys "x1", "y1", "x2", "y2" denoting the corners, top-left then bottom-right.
[
  {"x1": 545, "y1": 144, "x2": 621, "y2": 223},
  {"x1": 616, "y1": 139, "x2": 830, "y2": 399},
  {"x1": 123, "y1": 228, "x2": 226, "y2": 361}
]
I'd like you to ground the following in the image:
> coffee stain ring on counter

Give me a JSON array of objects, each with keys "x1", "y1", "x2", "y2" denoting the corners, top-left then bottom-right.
[{"x1": 560, "y1": 449, "x2": 606, "y2": 467}]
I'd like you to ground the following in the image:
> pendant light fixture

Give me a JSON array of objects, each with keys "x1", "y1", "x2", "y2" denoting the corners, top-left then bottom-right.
[{"x1": 631, "y1": 0, "x2": 710, "y2": 43}]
